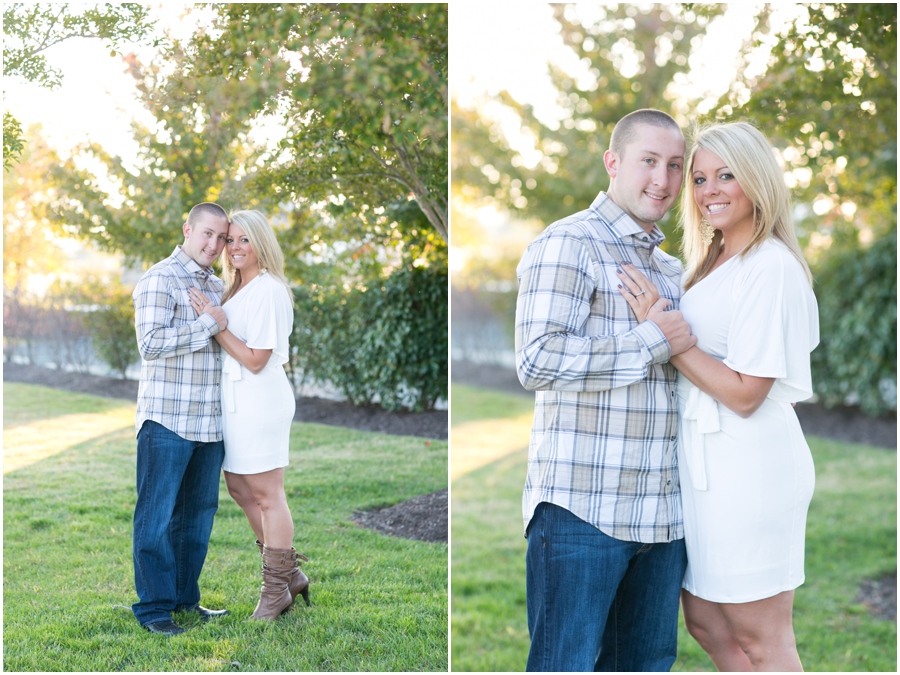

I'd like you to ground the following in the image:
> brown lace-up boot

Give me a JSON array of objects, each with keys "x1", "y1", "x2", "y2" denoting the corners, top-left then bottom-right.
[
  {"x1": 255, "y1": 540, "x2": 310, "y2": 606},
  {"x1": 250, "y1": 545, "x2": 295, "y2": 620}
]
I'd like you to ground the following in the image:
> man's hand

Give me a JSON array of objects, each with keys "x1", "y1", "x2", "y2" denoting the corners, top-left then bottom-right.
[
  {"x1": 647, "y1": 298, "x2": 697, "y2": 356},
  {"x1": 205, "y1": 305, "x2": 227, "y2": 331}
]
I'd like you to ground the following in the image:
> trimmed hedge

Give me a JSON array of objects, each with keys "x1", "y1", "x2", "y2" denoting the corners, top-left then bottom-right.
[
  {"x1": 810, "y1": 229, "x2": 897, "y2": 416},
  {"x1": 291, "y1": 263, "x2": 448, "y2": 412}
]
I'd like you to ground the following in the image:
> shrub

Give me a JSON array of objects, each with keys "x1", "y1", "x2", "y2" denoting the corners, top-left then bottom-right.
[
  {"x1": 291, "y1": 263, "x2": 448, "y2": 411},
  {"x1": 811, "y1": 229, "x2": 897, "y2": 416},
  {"x1": 84, "y1": 286, "x2": 141, "y2": 380}
]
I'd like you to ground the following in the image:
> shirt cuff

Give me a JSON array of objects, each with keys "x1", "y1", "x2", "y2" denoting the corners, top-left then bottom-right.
[
  {"x1": 632, "y1": 320, "x2": 671, "y2": 365},
  {"x1": 197, "y1": 312, "x2": 221, "y2": 336}
]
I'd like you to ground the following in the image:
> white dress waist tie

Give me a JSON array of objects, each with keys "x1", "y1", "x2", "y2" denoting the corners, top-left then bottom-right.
[
  {"x1": 222, "y1": 354, "x2": 243, "y2": 413},
  {"x1": 682, "y1": 385, "x2": 720, "y2": 491}
]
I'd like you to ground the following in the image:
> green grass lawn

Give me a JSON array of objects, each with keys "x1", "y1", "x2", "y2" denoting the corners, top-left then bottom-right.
[
  {"x1": 4, "y1": 383, "x2": 448, "y2": 672},
  {"x1": 450, "y1": 383, "x2": 897, "y2": 672}
]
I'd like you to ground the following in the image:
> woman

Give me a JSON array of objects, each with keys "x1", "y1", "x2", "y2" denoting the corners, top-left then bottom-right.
[
  {"x1": 189, "y1": 209, "x2": 309, "y2": 620},
  {"x1": 617, "y1": 122, "x2": 819, "y2": 671}
]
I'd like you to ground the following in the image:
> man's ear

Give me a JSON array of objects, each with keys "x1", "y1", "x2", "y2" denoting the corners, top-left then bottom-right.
[
  {"x1": 182, "y1": 221, "x2": 191, "y2": 240},
  {"x1": 603, "y1": 149, "x2": 618, "y2": 178}
]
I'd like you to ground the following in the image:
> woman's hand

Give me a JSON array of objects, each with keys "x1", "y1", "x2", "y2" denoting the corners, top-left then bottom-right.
[
  {"x1": 188, "y1": 287, "x2": 226, "y2": 331},
  {"x1": 616, "y1": 263, "x2": 660, "y2": 323}
]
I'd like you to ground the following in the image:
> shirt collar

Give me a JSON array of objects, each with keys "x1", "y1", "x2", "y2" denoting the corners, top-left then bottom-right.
[
  {"x1": 173, "y1": 245, "x2": 212, "y2": 277},
  {"x1": 589, "y1": 191, "x2": 667, "y2": 247}
]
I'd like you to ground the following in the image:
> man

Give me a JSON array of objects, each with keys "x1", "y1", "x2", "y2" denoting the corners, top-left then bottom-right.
[
  {"x1": 131, "y1": 202, "x2": 231, "y2": 635},
  {"x1": 515, "y1": 109, "x2": 697, "y2": 671}
]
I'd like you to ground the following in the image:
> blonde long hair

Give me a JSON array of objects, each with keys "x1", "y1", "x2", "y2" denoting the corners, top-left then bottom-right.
[
  {"x1": 221, "y1": 209, "x2": 293, "y2": 304},
  {"x1": 680, "y1": 122, "x2": 813, "y2": 291}
]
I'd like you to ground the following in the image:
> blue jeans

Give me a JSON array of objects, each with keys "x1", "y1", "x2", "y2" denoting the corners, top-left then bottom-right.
[
  {"x1": 132, "y1": 420, "x2": 224, "y2": 626},
  {"x1": 526, "y1": 502, "x2": 687, "y2": 672}
]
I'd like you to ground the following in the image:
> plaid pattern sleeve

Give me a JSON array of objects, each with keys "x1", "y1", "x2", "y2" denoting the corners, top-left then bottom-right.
[
  {"x1": 134, "y1": 273, "x2": 221, "y2": 361},
  {"x1": 517, "y1": 192, "x2": 684, "y2": 544},
  {"x1": 133, "y1": 247, "x2": 225, "y2": 442}
]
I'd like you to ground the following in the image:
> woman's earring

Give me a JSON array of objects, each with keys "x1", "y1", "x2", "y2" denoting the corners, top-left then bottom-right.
[{"x1": 699, "y1": 217, "x2": 715, "y2": 246}]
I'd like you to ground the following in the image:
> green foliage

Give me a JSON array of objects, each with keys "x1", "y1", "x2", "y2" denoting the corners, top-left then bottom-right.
[
  {"x1": 4, "y1": 383, "x2": 447, "y2": 671},
  {"x1": 3, "y1": 111, "x2": 24, "y2": 172},
  {"x1": 293, "y1": 263, "x2": 447, "y2": 411},
  {"x1": 187, "y1": 3, "x2": 448, "y2": 240},
  {"x1": 77, "y1": 281, "x2": 140, "y2": 379},
  {"x1": 48, "y1": 46, "x2": 260, "y2": 265},
  {"x1": 452, "y1": 4, "x2": 722, "y2": 247},
  {"x1": 810, "y1": 231, "x2": 896, "y2": 415},
  {"x1": 3, "y1": 3, "x2": 156, "y2": 171},
  {"x1": 710, "y1": 3, "x2": 896, "y2": 247}
]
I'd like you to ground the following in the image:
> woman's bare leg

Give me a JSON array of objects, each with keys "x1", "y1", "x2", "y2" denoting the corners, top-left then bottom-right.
[
  {"x1": 719, "y1": 590, "x2": 803, "y2": 672},
  {"x1": 682, "y1": 590, "x2": 754, "y2": 671},
  {"x1": 224, "y1": 471, "x2": 264, "y2": 543},
  {"x1": 233, "y1": 468, "x2": 294, "y2": 549}
]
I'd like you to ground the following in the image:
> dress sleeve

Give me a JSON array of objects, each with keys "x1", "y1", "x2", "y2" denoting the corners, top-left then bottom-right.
[
  {"x1": 244, "y1": 277, "x2": 293, "y2": 362},
  {"x1": 723, "y1": 244, "x2": 819, "y2": 402}
]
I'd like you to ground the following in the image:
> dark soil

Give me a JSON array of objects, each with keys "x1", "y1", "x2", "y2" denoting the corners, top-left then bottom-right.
[
  {"x1": 3, "y1": 363, "x2": 448, "y2": 544},
  {"x1": 352, "y1": 489, "x2": 448, "y2": 544},
  {"x1": 857, "y1": 571, "x2": 897, "y2": 621}
]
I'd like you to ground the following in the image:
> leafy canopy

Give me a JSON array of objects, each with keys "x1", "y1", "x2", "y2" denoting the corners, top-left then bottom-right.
[
  {"x1": 186, "y1": 3, "x2": 448, "y2": 240},
  {"x1": 2, "y1": 3, "x2": 156, "y2": 170}
]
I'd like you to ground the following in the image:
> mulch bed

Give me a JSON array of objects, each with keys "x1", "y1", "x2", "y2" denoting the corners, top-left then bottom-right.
[
  {"x1": 352, "y1": 489, "x2": 448, "y2": 544},
  {"x1": 857, "y1": 571, "x2": 897, "y2": 621}
]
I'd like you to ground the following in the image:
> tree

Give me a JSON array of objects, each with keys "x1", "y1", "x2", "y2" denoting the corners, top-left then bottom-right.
[
  {"x1": 709, "y1": 3, "x2": 897, "y2": 414},
  {"x1": 47, "y1": 46, "x2": 262, "y2": 265},
  {"x1": 709, "y1": 3, "x2": 896, "y2": 250},
  {"x1": 2, "y1": 3, "x2": 156, "y2": 170},
  {"x1": 452, "y1": 3, "x2": 722, "y2": 247},
  {"x1": 186, "y1": 3, "x2": 448, "y2": 240},
  {"x1": 3, "y1": 125, "x2": 68, "y2": 311}
]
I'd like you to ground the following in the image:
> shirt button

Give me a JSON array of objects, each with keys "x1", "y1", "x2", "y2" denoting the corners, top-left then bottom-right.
[
  {"x1": 670, "y1": 436, "x2": 676, "y2": 441},
  {"x1": 667, "y1": 480, "x2": 672, "y2": 485}
]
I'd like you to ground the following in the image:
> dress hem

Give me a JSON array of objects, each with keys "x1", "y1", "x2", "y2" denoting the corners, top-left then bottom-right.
[
  {"x1": 682, "y1": 578, "x2": 804, "y2": 604},
  {"x1": 222, "y1": 461, "x2": 289, "y2": 476}
]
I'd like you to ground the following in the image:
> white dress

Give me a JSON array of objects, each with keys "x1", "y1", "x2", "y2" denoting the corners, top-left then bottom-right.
[
  {"x1": 677, "y1": 239, "x2": 819, "y2": 603},
  {"x1": 220, "y1": 273, "x2": 296, "y2": 475}
]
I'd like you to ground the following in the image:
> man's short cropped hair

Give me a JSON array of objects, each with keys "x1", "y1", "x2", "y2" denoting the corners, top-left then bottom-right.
[
  {"x1": 609, "y1": 109, "x2": 682, "y2": 157},
  {"x1": 186, "y1": 202, "x2": 229, "y2": 228}
]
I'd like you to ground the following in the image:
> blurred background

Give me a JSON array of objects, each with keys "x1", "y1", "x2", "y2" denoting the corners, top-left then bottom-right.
[{"x1": 449, "y1": 3, "x2": 896, "y2": 671}]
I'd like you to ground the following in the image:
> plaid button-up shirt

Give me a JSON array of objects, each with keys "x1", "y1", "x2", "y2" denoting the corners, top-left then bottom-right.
[
  {"x1": 133, "y1": 246, "x2": 225, "y2": 442},
  {"x1": 515, "y1": 191, "x2": 684, "y2": 543}
]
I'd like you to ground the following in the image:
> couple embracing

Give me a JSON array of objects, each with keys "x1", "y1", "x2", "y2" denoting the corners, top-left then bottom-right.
[
  {"x1": 516, "y1": 110, "x2": 819, "y2": 671},
  {"x1": 131, "y1": 204, "x2": 308, "y2": 635}
]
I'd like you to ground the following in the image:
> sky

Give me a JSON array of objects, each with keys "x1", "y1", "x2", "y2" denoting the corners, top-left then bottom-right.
[{"x1": 5, "y1": 4, "x2": 207, "y2": 167}]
